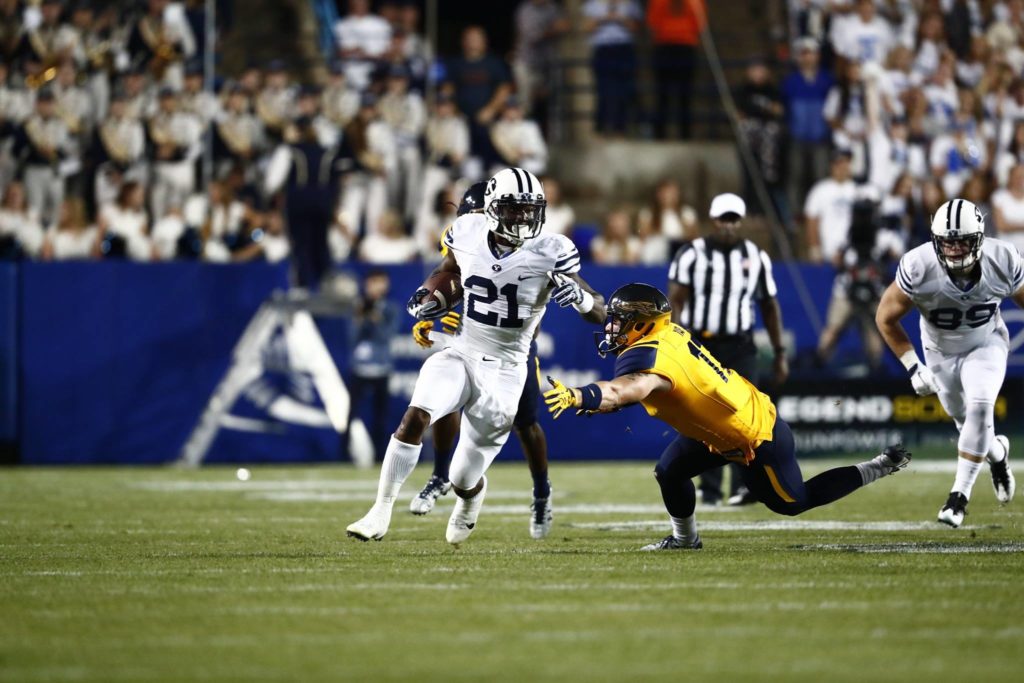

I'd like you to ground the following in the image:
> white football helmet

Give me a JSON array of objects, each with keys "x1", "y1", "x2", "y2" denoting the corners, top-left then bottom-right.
[
  {"x1": 483, "y1": 167, "x2": 546, "y2": 246},
  {"x1": 930, "y1": 199, "x2": 985, "y2": 273}
]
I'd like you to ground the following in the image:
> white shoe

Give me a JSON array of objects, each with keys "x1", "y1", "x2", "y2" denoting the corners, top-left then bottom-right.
[
  {"x1": 529, "y1": 492, "x2": 552, "y2": 539},
  {"x1": 446, "y1": 476, "x2": 487, "y2": 546},
  {"x1": 409, "y1": 475, "x2": 452, "y2": 515},
  {"x1": 346, "y1": 503, "x2": 392, "y2": 541},
  {"x1": 937, "y1": 492, "x2": 968, "y2": 529},
  {"x1": 990, "y1": 435, "x2": 1015, "y2": 504}
]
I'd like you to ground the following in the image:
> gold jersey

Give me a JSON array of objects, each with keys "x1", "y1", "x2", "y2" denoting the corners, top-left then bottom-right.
[{"x1": 615, "y1": 322, "x2": 777, "y2": 462}]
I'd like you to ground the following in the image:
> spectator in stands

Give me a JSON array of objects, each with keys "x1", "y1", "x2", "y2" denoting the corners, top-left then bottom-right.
[
  {"x1": 583, "y1": 0, "x2": 642, "y2": 136},
  {"x1": 957, "y1": 34, "x2": 989, "y2": 90},
  {"x1": 636, "y1": 178, "x2": 697, "y2": 253},
  {"x1": 0, "y1": 59, "x2": 32, "y2": 192},
  {"x1": 96, "y1": 180, "x2": 153, "y2": 261},
  {"x1": 830, "y1": 0, "x2": 894, "y2": 66},
  {"x1": 213, "y1": 84, "x2": 261, "y2": 181},
  {"x1": 127, "y1": 0, "x2": 196, "y2": 89},
  {"x1": 907, "y1": 177, "x2": 946, "y2": 247},
  {"x1": 13, "y1": 89, "x2": 70, "y2": 227},
  {"x1": 804, "y1": 147, "x2": 856, "y2": 263},
  {"x1": 416, "y1": 93, "x2": 467, "y2": 247},
  {"x1": 148, "y1": 87, "x2": 201, "y2": 221},
  {"x1": 41, "y1": 197, "x2": 96, "y2": 261},
  {"x1": 357, "y1": 208, "x2": 418, "y2": 264},
  {"x1": 151, "y1": 206, "x2": 191, "y2": 259},
  {"x1": 415, "y1": 181, "x2": 457, "y2": 262},
  {"x1": 341, "y1": 94, "x2": 393, "y2": 239},
  {"x1": 53, "y1": 60, "x2": 94, "y2": 139},
  {"x1": 348, "y1": 268, "x2": 400, "y2": 459},
  {"x1": 334, "y1": 0, "x2": 392, "y2": 92},
  {"x1": 930, "y1": 115, "x2": 987, "y2": 198},
  {"x1": 120, "y1": 67, "x2": 155, "y2": 121},
  {"x1": 447, "y1": 26, "x2": 512, "y2": 173},
  {"x1": 255, "y1": 60, "x2": 294, "y2": 146},
  {"x1": 782, "y1": 37, "x2": 833, "y2": 222},
  {"x1": 489, "y1": 95, "x2": 548, "y2": 176},
  {"x1": 0, "y1": 180, "x2": 43, "y2": 259},
  {"x1": 93, "y1": 90, "x2": 146, "y2": 210},
  {"x1": 922, "y1": 55, "x2": 959, "y2": 135},
  {"x1": 182, "y1": 179, "x2": 244, "y2": 261},
  {"x1": 513, "y1": 0, "x2": 569, "y2": 126},
  {"x1": 824, "y1": 59, "x2": 869, "y2": 180},
  {"x1": 540, "y1": 176, "x2": 574, "y2": 237},
  {"x1": 294, "y1": 84, "x2": 338, "y2": 148},
  {"x1": 962, "y1": 171, "x2": 994, "y2": 236},
  {"x1": 736, "y1": 56, "x2": 788, "y2": 226},
  {"x1": 591, "y1": 208, "x2": 640, "y2": 264},
  {"x1": 322, "y1": 61, "x2": 360, "y2": 133},
  {"x1": 646, "y1": 0, "x2": 705, "y2": 140},
  {"x1": 994, "y1": 118, "x2": 1024, "y2": 187},
  {"x1": 913, "y1": 10, "x2": 947, "y2": 79},
  {"x1": 378, "y1": 64, "x2": 425, "y2": 224},
  {"x1": 992, "y1": 162, "x2": 1024, "y2": 253},
  {"x1": 179, "y1": 60, "x2": 218, "y2": 130}
]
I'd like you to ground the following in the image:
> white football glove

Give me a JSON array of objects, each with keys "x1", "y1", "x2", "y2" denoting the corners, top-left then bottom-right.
[
  {"x1": 909, "y1": 364, "x2": 939, "y2": 396},
  {"x1": 549, "y1": 272, "x2": 584, "y2": 308}
]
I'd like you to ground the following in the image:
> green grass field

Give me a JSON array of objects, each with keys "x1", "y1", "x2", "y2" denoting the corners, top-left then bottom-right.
[{"x1": 2, "y1": 457, "x2": 1023, "y2": 683}]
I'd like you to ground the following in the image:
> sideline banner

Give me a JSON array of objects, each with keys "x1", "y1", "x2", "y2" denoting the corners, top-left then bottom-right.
[{"x1": 5, "y1": 261, "x2": 1024, "y2": 463}]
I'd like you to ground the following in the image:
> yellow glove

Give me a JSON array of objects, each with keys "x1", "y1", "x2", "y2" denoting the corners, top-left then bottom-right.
[
  {"x1": 412, "y1": 320, "x2": 434, "y2": 348},
  {"x1": 544, "y1": 376, "x2": 579, "y2": 419},
  {"x1": 440, "y1": 311, "x2": 462, "y2": 335}
]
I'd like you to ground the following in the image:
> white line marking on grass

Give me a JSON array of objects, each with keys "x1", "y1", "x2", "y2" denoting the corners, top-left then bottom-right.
[
  {"x1": 804, "y1": 542, "x2": 1024, "y2": 554},
  {"x1": 133, "y1": 480, "x2": 378, "y2": 492},
  {"x1": 570, "y1": 519, "x2": 995, "y2": 532}
]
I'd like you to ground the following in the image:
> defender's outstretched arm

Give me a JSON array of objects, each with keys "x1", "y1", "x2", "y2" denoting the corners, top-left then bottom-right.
[{"x1": 544, "y1": 372, "x2": 671, "y2": 418}]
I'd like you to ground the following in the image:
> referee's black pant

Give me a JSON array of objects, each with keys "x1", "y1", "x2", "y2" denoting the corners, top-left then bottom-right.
[{"x1": 693, "y1": 333, "x2": 760, "y2": 503}]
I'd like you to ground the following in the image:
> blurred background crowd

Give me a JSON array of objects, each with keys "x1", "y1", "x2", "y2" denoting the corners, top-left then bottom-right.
[{"x1": 2, "y1": 0, "x2": 1024, "y2": 276}]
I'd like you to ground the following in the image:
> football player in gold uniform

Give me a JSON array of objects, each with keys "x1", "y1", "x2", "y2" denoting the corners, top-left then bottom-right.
[{"x1": 545, "y1": 283, "x2": 912, "y2": 549}]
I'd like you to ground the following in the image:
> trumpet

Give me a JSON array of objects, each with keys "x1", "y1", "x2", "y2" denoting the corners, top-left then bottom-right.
[{"x1": 26, "y1": 63, "x2": 58, "y2": 90}]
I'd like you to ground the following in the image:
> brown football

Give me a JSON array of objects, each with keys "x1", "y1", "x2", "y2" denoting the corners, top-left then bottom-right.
[{"x1": 420, "y1": 271, "x2": 463, "y2": 313}]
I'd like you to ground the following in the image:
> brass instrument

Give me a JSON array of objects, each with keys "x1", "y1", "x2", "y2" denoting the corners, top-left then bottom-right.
[
  {"x1": 100, "y1": 120, "x2": 132, "y2": 165},
  {"x1": 139, "y1": 16, "x2": 177, "y2": 79},
  {"x1": 25, "y1": 62, "x2": 58, "y2": 90},
  {"x1": 86, "y1": 38, "x2": 114, "y2": 73},
  {"x1": 217, "y1": 117, "x2": 253, "y2": 157},
  {"x1": 255, "y1": 91, "x2": 287, "y2": 132}
]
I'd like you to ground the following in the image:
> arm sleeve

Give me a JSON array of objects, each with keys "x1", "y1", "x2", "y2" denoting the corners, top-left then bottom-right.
[
  {"x1": 756, "y1": 250, "x2": 778, "y2": 298},
  {"x1": 263, "y1": 146, "x2": 291, "y2": 195},
  {"x1": 613, "y1": 345, "x2": 659, "y2": 378},
  {"x1": 552, "y1": 234, "x2": 581, "y2": 275},
  {"x1": 895, "y1": 253, "x2": 917, "y2": 297},
  {"x1": 668, "y1": 243, "x2": 695, "y2": 284}
]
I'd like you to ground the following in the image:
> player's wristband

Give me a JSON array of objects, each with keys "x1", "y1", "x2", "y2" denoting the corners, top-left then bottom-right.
[
  {"x1": 899, "y1": 350, "x2": 922, "y2": 373},
  {"x1": 573, "y1": 290, "x2": 595, "y2": 315},
  {"x1": 578, "y1": 383, "x2": 602, "y2": 411}
]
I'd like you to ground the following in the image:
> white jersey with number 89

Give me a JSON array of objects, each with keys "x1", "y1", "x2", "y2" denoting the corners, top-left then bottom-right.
[
  {"x1": 442, "y1": 213, "x2": 581, "y2": 363},
  {"x1": 896, "y1": 238, "x2": 1024, "y2": 355}
]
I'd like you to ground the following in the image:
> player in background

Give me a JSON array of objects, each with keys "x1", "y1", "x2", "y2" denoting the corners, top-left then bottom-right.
[
  {"x1": 544, "y1": 283, "x2": 911, "y2": 550},
  {"x1": 876, "y1": 199, "x2": 1021, "y2": 527},
  {"x1": 347, "y1": 167, "x2": 605, "y2": 545},
  {"x1": 412, "y1": 181, "x2": 556, "y2": 539}
]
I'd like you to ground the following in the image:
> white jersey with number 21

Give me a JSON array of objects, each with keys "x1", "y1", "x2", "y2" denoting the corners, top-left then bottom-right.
[
  {"x1": 896, "y1": 238, "x2": 1024, "y2": 356},
  {"x1": 443, "y1": 213, "x2": 581, "y2": 363}
]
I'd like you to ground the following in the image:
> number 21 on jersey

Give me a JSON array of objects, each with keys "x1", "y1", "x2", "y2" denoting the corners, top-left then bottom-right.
[{"x1": 464, "y1": 275, "x2": 523, "y2": 328}]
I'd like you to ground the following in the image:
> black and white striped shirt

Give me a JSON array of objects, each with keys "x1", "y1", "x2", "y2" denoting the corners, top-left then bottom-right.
[{"x1": 668, "y1": 238, "x2": 778, "y2": 335}]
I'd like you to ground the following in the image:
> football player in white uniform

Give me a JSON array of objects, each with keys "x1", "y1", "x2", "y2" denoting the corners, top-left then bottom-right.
[
  {"x1": 347, "y1": 167, "x2": 606, "y2": 545},
  {"x1": 876, "y1": 198, "x2": 1023, "y2": 527}
]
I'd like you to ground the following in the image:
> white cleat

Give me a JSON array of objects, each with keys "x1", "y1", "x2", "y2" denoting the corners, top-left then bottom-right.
[
  {"x1": 446, "y1": 476, "x2": 487, "y2": 547},
  {"x1": 529, "y1": 492, "x2": 553, "y2": 539},
  {"x1": 990, "y1": 435, "x2": 1015, "y2": 504},
  {"x1": 346, "y1": 504, "x2": 392, "y2": 541},
  {"x1": 937, "y1": 492, "x2": 968, "y2": 529},
  {"x1": 409, "y1": 475, "x2": 452, "y2": 515}
]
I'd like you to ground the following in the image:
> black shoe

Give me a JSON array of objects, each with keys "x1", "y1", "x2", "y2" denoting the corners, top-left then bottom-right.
[
  {"x1": 640, "y1": 534, "x2": 703, "y2": 551},
  {"x1": 937, "y1": 492, "x2": 968, "y2": 528},
  {"x1": 878, "y1": 444, "x2": 912, "y2": 474}
]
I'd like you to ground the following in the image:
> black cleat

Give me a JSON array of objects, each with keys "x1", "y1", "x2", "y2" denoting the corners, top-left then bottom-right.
[
  {"x1": 937, "y1": 492, "x2": 968, "y2": 528},
  {"x1": 879, "y1": 444, "x2": 912, "y2": 474}
]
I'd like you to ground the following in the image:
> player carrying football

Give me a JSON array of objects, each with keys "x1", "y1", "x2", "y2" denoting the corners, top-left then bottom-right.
[
  {"x1": 347, "y1": 167, "x2": 606, "y2": 545},
  {"x1": 410, "y1": 181, "x2": 557, "y2": 539},
  {"x1": 544, "y1": 283, "x2": 911, "y2": 550},
  {"x1": 876, "y1": 199, "x2": 1021, "y2": 527}
]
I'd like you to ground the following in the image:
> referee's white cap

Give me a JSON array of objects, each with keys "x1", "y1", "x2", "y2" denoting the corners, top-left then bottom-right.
[{"x1": 709, "y1": 193, "x2": 746, "y2": 219}]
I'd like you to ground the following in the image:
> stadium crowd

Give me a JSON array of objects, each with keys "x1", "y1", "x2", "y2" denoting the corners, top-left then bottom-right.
[{"x1": 6, "y1": 0, "x2": 1024, "y2": 273}]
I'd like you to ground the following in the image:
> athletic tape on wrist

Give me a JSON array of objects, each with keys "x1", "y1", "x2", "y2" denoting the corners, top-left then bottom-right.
[
  {"x1": 573, "y1": 290, "x2": 595, "y2": 315},
  {"x1": 899, "y1": 350, "x2": 922, "y2": 373}
]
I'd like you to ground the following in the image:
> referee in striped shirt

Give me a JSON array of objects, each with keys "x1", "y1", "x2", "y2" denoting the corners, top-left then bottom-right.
[{"x1": 667, "y1": 192, "x2": 789, "y2": 505}]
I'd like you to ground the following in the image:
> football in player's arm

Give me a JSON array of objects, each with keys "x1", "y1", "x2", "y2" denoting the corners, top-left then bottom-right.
[
  {"x1": 545, "y1": 283, "x2": 911, "y2": 550},
  {"x1": 347, "y1": 167, "x2": 605, "y2": 546},
  {"x1": 875, "y1": 199, "x2": 1019, "y2": 527}
]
